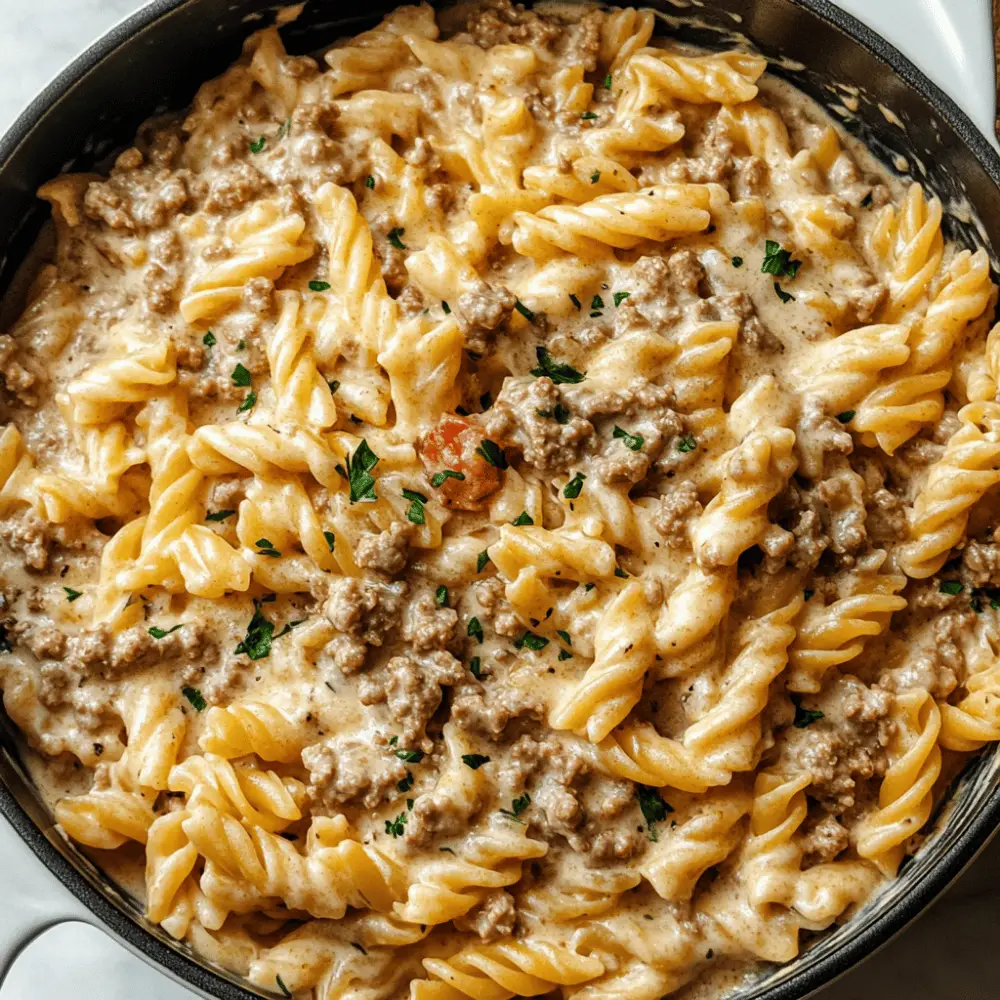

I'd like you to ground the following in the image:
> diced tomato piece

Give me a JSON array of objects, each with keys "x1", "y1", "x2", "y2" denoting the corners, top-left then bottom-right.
[{"x1": 418, "y1": 417, "x2": 502, "y2": 510}]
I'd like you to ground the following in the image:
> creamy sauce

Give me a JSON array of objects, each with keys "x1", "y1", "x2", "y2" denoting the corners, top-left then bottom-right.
[{"x1": 0, "y1": 2, "x2": 998, "y2": 998}]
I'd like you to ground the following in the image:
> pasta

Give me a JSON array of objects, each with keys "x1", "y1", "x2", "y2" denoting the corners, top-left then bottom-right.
[{"x1": 1, "y1": 3, "x2": 997, "y2": 998}]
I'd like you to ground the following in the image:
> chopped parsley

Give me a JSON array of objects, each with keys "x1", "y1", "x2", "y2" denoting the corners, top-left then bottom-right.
[
  {"x1": 558, "y1": 649, "x2": 573, "y2": 660},
  {"x1": 476, "y1": 550, "x2": 491, "y2": 574},
  {"x1": 677, "y1": 434, "x2": 698, "y2": 453},
  {"x1": 512, "y1": 511, "x2": 534, "y2": 526},
  {"x1": 613, "y1": 291, "x2": 630, "y2": 307},
  {"x1": 182, "y1": 686, "x2": 207, "y2": 712},
  {"x1": 613, "y1": 425, "x2": 644, "y2": 451},
  {"x1": 323, "y1": 530, "x2": 336, "y2": 552},
  {"x1": 387, "y1": 227, "x2": 407, "y2": 250},
  {"x1": 603, "y1": 73, "x2": 612, "y2": 88},
  {"x1": 514, "y1": 299, "x2": 535, "y2": 323},
  {"x1": 804, "y1": 589, "x2": 815, "y2": 601},
  {"x1": 249, "y1": 136, "x2": 266, "y2": 154},
  {"x1": 277, "y1": 117, "x2": 291, "y2": 140},
  {"x1": 148, "y1": 624, "x2": 184, "y2": 639},
  {"x1": 581, "y1": 111, "x2": 599, "y2": 120},
  {"x1": 398, "y1": 771, "x2": 414, "y2": 793},
  {"x1": 346, "y1": 440, "x2": 380, "y2": 503},
  {"x1": 394, "y1": 747, "x2": 425, "y2": 763},
  {"x1": 563, "y1": 472, "x2": 585, "y2": 499},
  {"x1": 614, "y1": 567, "x2": 628, "y2": 579},
  {"x1": 476, "y1": 439, "x2": 508, "y2": 469},
  {"x1": 591, "y1": 171, "x2": 601, "y2": 184},
  {"x1": 500, "y1": 792, "x2": 531, "y2": 821},
  {"x1": 556, "y1": 629, "x2": 571, "y2": 646},
  {"x1": 469, "y1": 656, "x2": 483, "y2": 679},
  {"x1": 365, "y1": 174, "x2": 376, "y2": 189},
  {"x1": 637, "y1": 785, "x2": 672, "y2": 842},
  {"x1": 836, "y1": 410, "x2": 856, "y2": 424},
  {"x1": 237, "y1": 339, "x2": 246, "y2": 351},
  {"x1": 939, "y1": 580, "x2": 964, "y2": 595},
  {"x1": 350, "y1": 942, "x2": 368, "y2": 956},
  {"x1": 861, "y1": 191, "x2": 873, "y2": 207},
  {"x1": 385, "y1": 812, "x2": 407, "y2": 837},
  {"x1": 432, "y1": 469, "x2": 465, "y2": 488},
  {"x1": 591, "y1": 294, "x2": 605, "y2": 311},
  {"x1": 231, "y1": 363, "x2": 252, "y2": 387},
  {"x1": 402, "y1": 487, "x2": 427, "y2": 525},
  {"x1": 791, "y1": 694, "x2": 824, "y2": 729},
  {"x1": 309, "y1": 280, "x2": 331, "y2": 292},
  {"x1": 468, "y1": 616, "x2": 484, "y2": 642},
  {"x1": 514, "y1": 631, "x2": 549, "y2": 652},
  {"x1": 569, "y1": 293, "x2": 581, "y2": 310},
  {"x1": 255, "y1": 538, "x2": 281, "y2": 558},
  {"x1": 731, "y1": 256, "x2": 743, "y2": 268},
  {"x1": 462, "y1": 754, "x2": 491, "y2": 770},
  {"x1": 205, "y1": 509, "x2": 235, "y2": 522},
  {"x1": 441, "y1": 300, "x2": 451, "y2": 314},
  {"x1": 275, "y1": 974, "x2": 292, "y2": 999},
  {"x1": 202, "y1": 330, "x2": 216, "y2": 347},
  {"x1": 234, "y1": 600, "x2": 296, "y2": 660},
  {"x1": 773, "y1": 281, "x2": 795, "y2": 303},
  {"x1": 237, "y1": 391, "x2": 257, "y2": 413},
  {"x1": 63, "y1": 587, "x2": 83, "y2": 602},
  {"x1": 435, "y1": 585, "x2": 449, "y2": 607},
  {"x1": 529, "y1": 346, "x2": 585, "y2": 384},
  {"x1": 761, "y1": 239, "x2": 802, "y2": 278}
]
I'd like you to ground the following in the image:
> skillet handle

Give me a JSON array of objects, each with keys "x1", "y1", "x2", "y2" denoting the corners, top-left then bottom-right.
[{"x1": 0, "y1": 812, "x2": 95, "y2": 985}]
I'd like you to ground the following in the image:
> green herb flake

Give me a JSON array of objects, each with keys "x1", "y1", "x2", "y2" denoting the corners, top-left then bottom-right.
[
  {"x1": 182, "y1": 686, "x2": 207, "y2": 712},
  {"x1": 276, "y1": 974, "x2": 293, "y2": 999},
  {"x1": 563, "y1": 471, "x2": 585, "y2": 499},
  {"x1": 237, "y1": 391, "x2": 257, "y2": 413},
  {"x1": 365, "y1": 174, "x2": 376, "y2": 189},
  {"x1": 569, "y1": 293, "x2": 581, "y2": 310},
  {"x1": 585, "y1": 582, "x2": 596, "y2": 592},
  {"x1": 394, "y1": 748, "x2": 425, "y2": 763},
  {"x1": 591, "y1": 294, "x2": 605, "y2": 311},
  {"x1": 202, "y1": 330, "x2": 216, "y2": 347},
  {"x1": 237, "y1": 339, "x2": 247, "y2": 351},
  {"x1": 476, "y1": 439, "x2": 508, "y2": 469},
  {"x1": 677, "y1": 434, "x2": 697, "y2": 453},
  {"x1": 441, "y1": 300, "x2": 451, "y2": 315},
  {"x1": 804, "y1": 589, "x2": 815, "y2": 601},
  {"x1": 347, "y1": 439, "x2": 380, "y2": 503},
  {"x1": 773, "y1": 281, "x2": 795, "y2": 303},
  {"x1": 972, "y1": 596, "x2": 984, "y2": 613},
  {"x1": 461, "y1": 753, "x2": 491, "y2": 770},
  {"x1": 149, "y1": 624, "x2": 184, "y2": 639},
  {"x1": 553, "y1": 403, "x2": 571, "y2": 424},
  {"x1": 350, "y1": 942, "x2": 368, "y2": 956},
  {"x1": 500, "y1": 792, "x2": 531, "y2": 821},
  {"x1": 513, "y1": 299, "x2": 535, "y2": 323},
  {"x1": 836, "y1": 410, "x2": 856, "y2": 424},
  {"x1": 468, "y1": 616, "x2": 484, "y2": 642},
  {"x1": 515, "y1": 631, "x2": 549, "y2": 652},
  {"x1": 613, "y1": 291, "x2": 630, "y2": 307},
  {"x1": 402, "y1": 487, "x2": 427, "y2": 525},
  {"x1": 469, "y1": 656, "x2": 483, "y2": 679},
  {"x1": 255, "y1": 537, "x2": 281, "y2": 558},
  {"x1": 761, "y1": 239, "x2": 802, "y2": 278},
  {"x1": 231, "y1": 363, "x2": 252, "y2": 387},
  {"x1": 613, "y1": 425, "x2": 644, "y2": 452},
  {"x1": 731, "y1": 256, "x2": 743, "y2": 268},
  {"x1": 63, "y1": 587, "x2": 83, "y2": 603},
  {"x1": 940, "y1": 580, "x2": 964, "y2": 595},
  {"x1": 791, "y1": 694, "x2": 825, "y2": 729},
  {"x1": 385, "y1": 812, "x2": 407, "y2": 837},
  {"x1": 387, "y1": 227, "x2": 407, "y2": 250},
  {"x1": 435, "y1": 585, "x2": 449, "y2": 607},
  {"x1": 476, "y1": 550, "x2": 491, "y2": 574},
  {"x1": 614, "y1": 567, "x2": 628, "y2": 579},
  {"x1": 556, "y1": 629, "x2": 571, "y2": 646},
  {"x1": 234, "y1": 601, "x2": 280, "y2": 660},
  {"x1": 581, "y1": 111, "x2": 599, "y2": 120},
  {"x1": 591, "y1": 171, "x2": 601, "y2": 184},
  {"x1": 249, "y1": 136, "x2": 266, "y2": 154},
  {"x1": 512, "y1": 511, "x2": 534, "y2": 526},
  {"x1": 529, "y1": 345, "x2": 585, "y2": 384},
  {"x1": 558, "y1": 649, "x2": 573, "y2": 660},
  {"x1": 432, "y1": 469, "x2": 465, "y2": 488},
  {"x1": 637, "y1": 785, "x2": 673, "y2": 842},
  {"x1": 309, "y1": 280, "x2": 331, "y2": 292},
  {"x1": 861, "y1": 191, "x2": 873, "y2": 208},
  {"x1": 603, "y1": 73, "x2": 612, "y2": 88},
  {"x1": 205, "y1": 509, "x2": 236, "y2": 522},
  {"x1": 277, "y1": 117, "x2": 291, "y2": 140},
  {"x1": 320, "y1": 530, "x2": 336, "y2": 554},
  {"x1": 398, "y1": 771, "x2": 414, "y2": 793}
]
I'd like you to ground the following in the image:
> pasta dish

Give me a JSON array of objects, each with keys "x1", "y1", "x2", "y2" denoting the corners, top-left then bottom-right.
[{"x1": 1, "y1": 1, "x2": 999, "y2": 997}]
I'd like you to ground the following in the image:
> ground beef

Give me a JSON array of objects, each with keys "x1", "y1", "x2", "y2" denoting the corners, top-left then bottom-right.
[
  {"x1": 474, "y1": 577, "x2": 521, "y2": 638},
  {"x1": 613, "y1": 255, "x2": 683, "y2": 333},
  {"x1": 882, "y1": 612, "x2": 966, "y2": 699},
  {"x1": 781, "y1": 677, "x2": 893, "y2": 815},
  {"x1": 464, "y1": 0, "x2": 561, "y2": 50},
  {"x1": 483, "y1": 377, "x2": 593, "y2": 473},
  {"x1": 866, "y1": 487, "x2": 907, "y2": 545},
  {"x1": 358, "y1": 651, "x2": 465, "y2": 744},
  {"x1": 962, "y1": 538, "x2": 1000, "y2": 588},
  {"x1": 83, "y1": 157, "x2": 190, "y2": 231},
  {"x1": 665, "y1": 116, "x2": 734, "y2": 185},
  {"x1": 454, "y1": 890, "x2": 517, "y2": 942},
  {"x1": 0, "y1": 335, "x2": 40, "y2": 405},
  {"x1": 800, "y1": 812, "x2": 850, "y2": 866},
  {"x1": 204, "y1": 162, "x2": 267, "y2": 213},
  {"x1": 144, "y1": 230, "x2": 184, "y2": 312},
  {"x1": 302, "y1": 736, "x2": 407, "y2": 811},
  {"x1": 402, "y1": 592, "x2": 458, "y2": 651},
  {"x1": 355, "y1": 522, "x2": 412, "y2": 576},
  {"x1": 654, "y1": 481, "x2": 702, "y2": 548},
  {"x1": 797, "y1": 397, "x2": 853, "y2": 480},
  {"x1": 1, "y1": 510, "x2": 54, "y2": 570},
  {"x1": 322, "y1": 576, "x2": 404, "y2": 674},
  {"x1": 451, "y1": 682, "x2": 543, "y2": 738},
  {"x1": 456, "y1": 278, "x2": 516, "y2": 354},
  {"x1": 583, "y1": 828, "x2": 647, "y2": 863}
]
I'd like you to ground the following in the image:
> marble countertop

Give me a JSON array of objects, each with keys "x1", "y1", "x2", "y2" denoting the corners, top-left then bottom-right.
[{"x1": 0, "y1": 0, "x2": 999, "y2": 998}]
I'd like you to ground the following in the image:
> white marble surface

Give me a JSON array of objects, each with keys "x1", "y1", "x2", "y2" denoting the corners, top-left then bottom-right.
[{"x1": 0, "y1": 0, "x2": 999, "y2": 998}]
